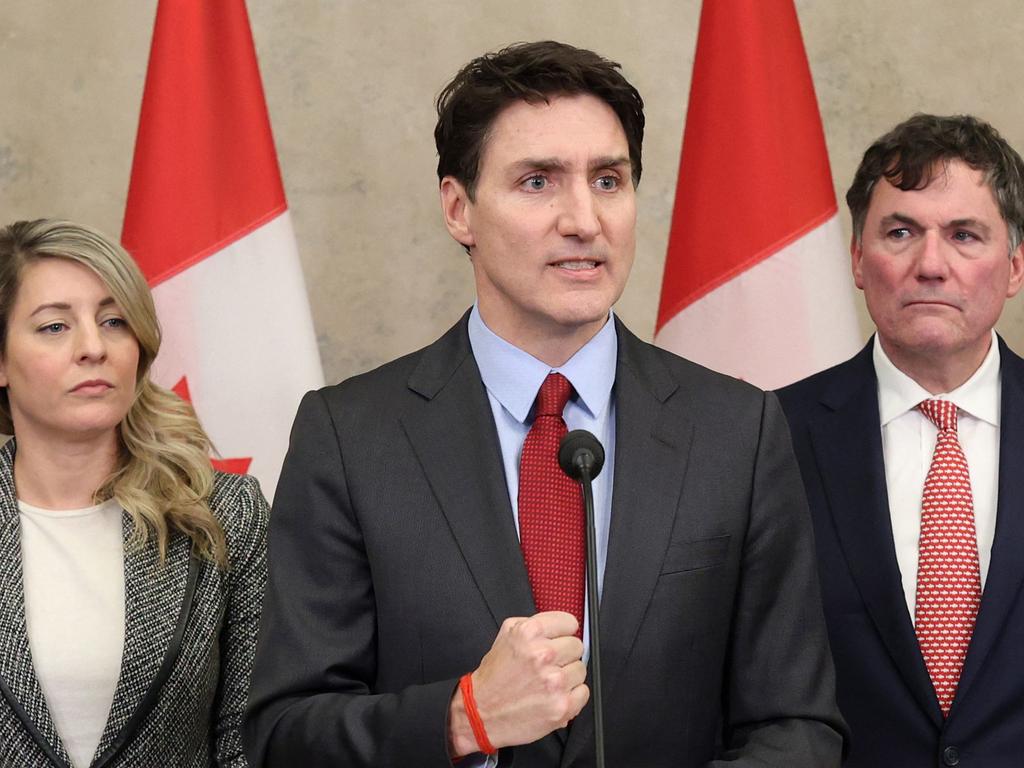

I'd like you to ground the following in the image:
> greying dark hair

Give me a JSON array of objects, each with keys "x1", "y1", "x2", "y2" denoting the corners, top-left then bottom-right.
[
  {"x1": 847, "y1": 113, "x2": 1024, "y2": 252},
  {"x1": 434, "y1": 40, "x2": 645, "y2": 199}
]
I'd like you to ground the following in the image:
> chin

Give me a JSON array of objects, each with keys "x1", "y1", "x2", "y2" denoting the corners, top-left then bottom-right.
[
  {"x1": 897, "y1": 333, "x2": 965, "y2": 359},
  {"x1": 62, "y1": 414, "x2": 126, "y2": 439},
  {"x1": 554, "y1": 297, "x2": 615, "y2": 326},
  {"x1": 551, "y1": 312, "x2": 610, "y2": 335},
  {"x1": 890, "y1": 319, "x2": 958, "y2": 348}
]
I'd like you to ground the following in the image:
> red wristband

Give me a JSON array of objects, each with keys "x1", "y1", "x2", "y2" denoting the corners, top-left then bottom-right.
[{"x1": 459, "y1": 673, "x2": 497, "y2": 756}]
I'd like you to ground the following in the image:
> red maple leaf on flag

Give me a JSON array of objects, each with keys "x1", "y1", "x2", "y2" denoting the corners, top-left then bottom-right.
[{"x1": 171, "y1": 377, "x2": 252, "y2": 475}]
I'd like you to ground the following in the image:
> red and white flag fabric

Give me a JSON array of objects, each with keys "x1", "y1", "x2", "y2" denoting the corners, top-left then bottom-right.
[
  {"x1": 123, "y1": 0, "x2": 323, "y2": 499},
  {"x1": 655, "y1": 0, "x2": 861, "y2": 390}
]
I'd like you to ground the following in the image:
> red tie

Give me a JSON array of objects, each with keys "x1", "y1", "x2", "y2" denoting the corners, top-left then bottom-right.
[
  {"x1": 518, "y1": 373, "x2": 584, "y2": 636},
  {"x1": 915, "y1": 399, "x2": 982, "y2": 717}
]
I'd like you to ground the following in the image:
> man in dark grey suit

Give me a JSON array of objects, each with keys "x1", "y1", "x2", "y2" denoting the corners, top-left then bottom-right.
[
  {"x1": 244, "y1": 40, "x2": 844, "y2": 767},
  {"x1": 778, "y1": 114, "x2": 1024, "y2": 767}
]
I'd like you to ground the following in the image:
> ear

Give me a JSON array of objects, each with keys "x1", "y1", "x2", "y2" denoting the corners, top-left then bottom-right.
[
  {"x1": 1007, "y1": 242, "x2": 1024, "y2": 298},
  {"x1": 850, "y1": 233, "x2": 866, "y2": 290},
  {"x1": 439, "y1": 176, "x2": 475, "y2": 250}
]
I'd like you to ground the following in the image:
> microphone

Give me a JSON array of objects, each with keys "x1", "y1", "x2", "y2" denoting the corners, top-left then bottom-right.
[
  {"x1": 558, "y1": 429, "x2": 606, "y2": 768},
  {"x1": 558, "y1": 429, "x2": 605, "y2": 482}
]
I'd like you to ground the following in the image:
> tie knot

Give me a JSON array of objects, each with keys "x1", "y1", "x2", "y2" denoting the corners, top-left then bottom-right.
[
  {"x1": 918, "y1": 399, "x2": 958, "y2": 433},
  {"x1": 534, "y1": 373, "x2": 573, "y2": 417}
]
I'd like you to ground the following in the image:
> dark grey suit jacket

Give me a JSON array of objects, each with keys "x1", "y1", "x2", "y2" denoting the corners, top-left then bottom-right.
[
  {"x1": 244, "y1": 314, "x2": 845, "y2": 767},
  {"x1": 778, "y1": 337, "x2": 1024, "y2": 767},
  {"x1": 0, "y1": 439, "x2": 268, "y2": 768}
]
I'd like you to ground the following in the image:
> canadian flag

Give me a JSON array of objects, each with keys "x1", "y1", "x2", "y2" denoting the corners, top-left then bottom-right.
[
  {"x1": 655, "y1": 0, "x2": 861, "y2": 390},
  {"x1": 122, "y1": 0, "x2": 323, "y2": 499}
]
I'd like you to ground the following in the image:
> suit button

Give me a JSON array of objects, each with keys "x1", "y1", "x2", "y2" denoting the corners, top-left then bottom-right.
[{"x1": 942, "y1": 746, "x2": 960, "y2": 766}]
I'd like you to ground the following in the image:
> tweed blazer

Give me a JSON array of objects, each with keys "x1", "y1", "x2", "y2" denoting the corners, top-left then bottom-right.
[{"x1": 0, "y1": 439, "x2": 268, "y2": 768}]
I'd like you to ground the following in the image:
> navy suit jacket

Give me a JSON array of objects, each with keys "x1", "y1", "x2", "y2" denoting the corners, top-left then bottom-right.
[{"x1": 777, "y1": 337, "x2": 1024, "y2": 768}]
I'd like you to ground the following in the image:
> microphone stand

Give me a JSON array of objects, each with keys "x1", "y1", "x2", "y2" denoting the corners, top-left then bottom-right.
[
  {"x1": 577, "y1": 460, "x2": 606, "y2": 768},
  {"x1": 559, "y1": 429, "x2": 606, "y2": 767}
]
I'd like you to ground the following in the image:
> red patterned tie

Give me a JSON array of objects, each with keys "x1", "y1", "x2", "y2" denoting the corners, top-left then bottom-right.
[
  {"x1": 518, "y1": 373, "x2": 584, "y2": 636},
  {"x1": 915, "y1": 399, "x2": 982, "y2": 717}
]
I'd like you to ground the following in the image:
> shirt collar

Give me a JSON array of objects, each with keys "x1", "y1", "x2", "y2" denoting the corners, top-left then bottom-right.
[
  {"x1": 873, "y1": 330, "x2": 1001, "y2": 427},
  {"x1": 468, "y1": 304, "x2": 618, "y2": 425}
]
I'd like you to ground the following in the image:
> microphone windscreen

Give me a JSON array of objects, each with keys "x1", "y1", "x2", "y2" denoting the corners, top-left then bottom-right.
[{"x1": 558, "y1": 429, "x2": 605, "y2": 481}]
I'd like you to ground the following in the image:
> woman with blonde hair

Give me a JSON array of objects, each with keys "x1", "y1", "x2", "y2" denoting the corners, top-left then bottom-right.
[{"x1": 0, "y1": 218, "x2": 267, "y2": 767}]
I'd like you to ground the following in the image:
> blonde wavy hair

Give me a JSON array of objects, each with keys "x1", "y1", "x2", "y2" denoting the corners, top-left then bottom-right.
[{"x1": 0, "y1": 219, "x2": 227, "y2": 566}]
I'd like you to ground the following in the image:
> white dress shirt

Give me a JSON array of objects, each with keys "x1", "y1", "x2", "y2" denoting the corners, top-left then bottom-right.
[{"x1": 874, "y1": 333, "x2": 1000, "y2": 623}]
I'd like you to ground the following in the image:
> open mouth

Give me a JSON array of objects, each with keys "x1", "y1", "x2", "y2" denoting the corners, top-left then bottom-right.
[{"x1": 553, "y1": 260, "x2": 600, "y2": 271}]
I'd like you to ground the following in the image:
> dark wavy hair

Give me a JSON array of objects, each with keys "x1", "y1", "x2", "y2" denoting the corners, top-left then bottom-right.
[
  {"x1": 847, "y1": 113, "x2": 1024, "y2": 252},
  {"x1": 434, "y1": 40, "x2": 645, "y2": 199}
]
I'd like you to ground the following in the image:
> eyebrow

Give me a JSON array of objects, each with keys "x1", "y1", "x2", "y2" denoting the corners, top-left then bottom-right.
[
  {"x1": 509, "y1": 155, "x2": 632, "y2": 175},
  {"x1": 948, "y1": 217, "x2": 992, "y2": 236},
  {"x1": 879, "y1": 212, "x2": 993, "y2": 236},
  {"x1": 29, "y1": 296, "x2": 116, "y2": 318},
  {"x1": 878, "y1": 213, "x2": 920, "y2": 231}
]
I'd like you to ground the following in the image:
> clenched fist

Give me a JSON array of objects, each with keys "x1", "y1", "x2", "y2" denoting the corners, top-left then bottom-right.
[{"x1": 449, "y1": 611, "x2": 589, "y2": 757}]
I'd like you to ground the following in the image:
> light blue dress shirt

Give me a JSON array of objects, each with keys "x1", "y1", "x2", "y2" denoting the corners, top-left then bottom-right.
[
  {"x1": 461, "y1": 304, "x2": 617, "y2": 767},
  {"x1": 468, "y1": 304, "x2": 617, "y2": 652}
]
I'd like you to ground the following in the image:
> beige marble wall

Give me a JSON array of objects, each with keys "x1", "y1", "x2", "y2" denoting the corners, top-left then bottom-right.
[{"x1": 2, "y1": 1, "x2": 1023, "y2": 384}]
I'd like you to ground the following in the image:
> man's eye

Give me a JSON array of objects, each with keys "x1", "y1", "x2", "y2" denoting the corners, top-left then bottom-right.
[
  {"x1": 522, "y1": 175, "x2": 547, "y2": 191},
  {"x1": 595, "y1": 176, "x2": 619, "y2": 191},
  {"x1": 953, "y1": 231, "x2": 976, "y2": 242},
  {"x1": 887, "y1": 227, "x2": 911, "y2": 239}
]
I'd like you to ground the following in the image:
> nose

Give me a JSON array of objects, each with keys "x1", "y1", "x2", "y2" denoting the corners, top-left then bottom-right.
[
  {"x1": 914, "y1": 232, "x2": 951, "y2": 281},
  {"x1": 75, "y1": 323, "x2": 107, "y2": 363},
  {"x1": 555, "y1": 179, "x2": 601, "y2": 241}
]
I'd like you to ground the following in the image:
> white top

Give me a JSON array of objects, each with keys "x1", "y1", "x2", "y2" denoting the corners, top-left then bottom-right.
[
  {"x1": 19, "y1": 498, "x2": 125, "y2": 768},
  {"x1": 874, "y1": 333, "x2": 1000, "y2": 623}
]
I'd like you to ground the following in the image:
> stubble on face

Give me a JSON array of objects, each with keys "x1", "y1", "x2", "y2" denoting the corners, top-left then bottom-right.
[{"x1": 447, "y1": 94, "x2": 637, "y2": 366}]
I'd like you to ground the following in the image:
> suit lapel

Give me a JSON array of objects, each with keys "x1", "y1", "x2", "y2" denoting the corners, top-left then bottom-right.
[
  {"x1": 809, "y1": 345, "x2": 941, "y2": 725},
  {"x1": 0, "y1": 440, "x2": 73, "y2": 768},
  {"x1": 954, "y1": 339, "x2": 1024, "y2": 710},
  {"x1": 562, "y1": 323, "x2": 691, "y2": 765},
  {"x1": 400, "y1": 315, "x2": 535, "y2": 630},
  {"x1": 92, "y1": 512, "x2": 195, "y2": 761}
]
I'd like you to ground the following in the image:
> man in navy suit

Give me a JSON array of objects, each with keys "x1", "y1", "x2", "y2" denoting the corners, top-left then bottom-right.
[{"x1": 778, "y1": 113, "x2": 1024, "y2": 767}]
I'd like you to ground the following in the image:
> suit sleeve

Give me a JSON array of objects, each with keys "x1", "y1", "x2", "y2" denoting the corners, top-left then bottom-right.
[
  {"x1": 242, "y1": 390, "x2": 461, "y2": 767},
  {"x1": 709, "y1": 392, "x2": 847, "y2": 767},
  {"x1": 211, "y1": 475, "x2": 269, "y2": 767}
]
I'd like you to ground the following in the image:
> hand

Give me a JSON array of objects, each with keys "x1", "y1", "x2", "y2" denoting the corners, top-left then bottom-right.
[{"x1": 449, "y1": 611, "x2": 589, "y2": 756}]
